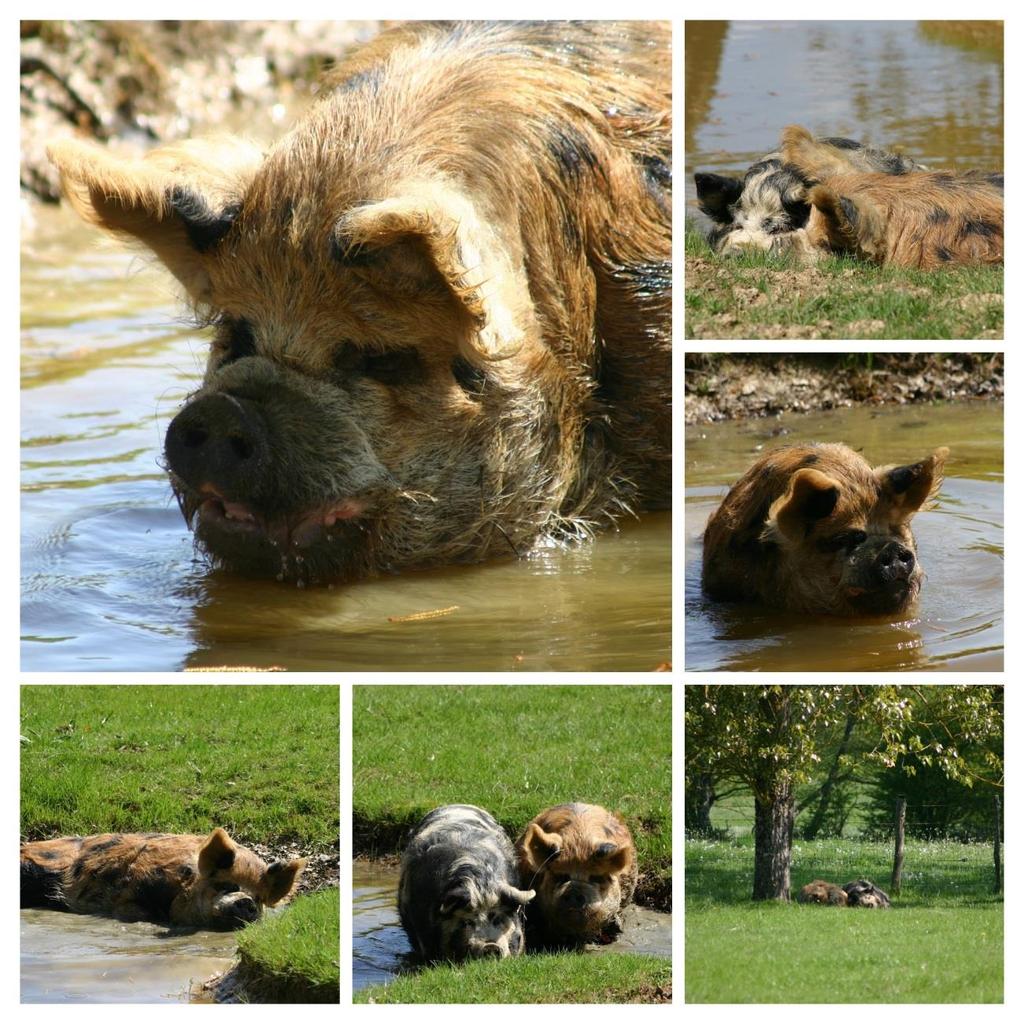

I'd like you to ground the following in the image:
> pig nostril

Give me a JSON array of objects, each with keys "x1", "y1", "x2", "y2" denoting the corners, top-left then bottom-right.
[
  {"x1": 229, "y1": 434, "x2": 253, "y2": 460},
  {"x1": 182, "y1": 426, "x2": 208, "y2": 449}
]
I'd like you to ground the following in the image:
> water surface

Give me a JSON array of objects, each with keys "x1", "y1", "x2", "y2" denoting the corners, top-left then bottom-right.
[
  {"x1": 21, "y1": 909, "x2": 235, "y2": 1003},
  {"x1": 685, "y1": 402, "x2": 1003, "y2": 672},
  {"x1": 21, "y1": 204, "x2": 670, "y2": 672}
]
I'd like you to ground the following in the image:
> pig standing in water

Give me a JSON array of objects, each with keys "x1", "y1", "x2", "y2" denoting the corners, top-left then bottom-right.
[
  {"x1": 702, "y1": 443, "x2": 947, "y2": 616},
  {"x1": 398, "y1": 804, "x2": 534, "y2": 961},
  {"x1": 516, "y1": 802, "x2": 637, "y2": 946}
]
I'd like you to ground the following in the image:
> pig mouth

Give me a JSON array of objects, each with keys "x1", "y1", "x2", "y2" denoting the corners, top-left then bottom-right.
[
  {"x1": 170, "y1": 475, "x2": 383, "y2": 578},
  {"x1": 191, "y1": 485, "x2": 369, "y2": 549},
  {"x1": 844, "y1": 579, "x2": 917, "y2": 615}
]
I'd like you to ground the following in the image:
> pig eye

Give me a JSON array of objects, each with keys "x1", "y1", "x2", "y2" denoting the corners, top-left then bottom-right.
[
  {"x1": 335, "y1": 344, "x2": 423, "y2": 386},
  {"x1": 552, "y1": 873, "x2": 570, "y2": 885},
  {"x1": 217, "y1": 317, "x2": 257, "y2": 365},
  {"x1": 452, "y1": 356, "x2": 487, "y2": 397},
  {"x1": 588, "y1": 874, "x2": 605, "y2": 885},
  {"x1": 818, "y1": 529, "x2": 867, "y2": 553}
]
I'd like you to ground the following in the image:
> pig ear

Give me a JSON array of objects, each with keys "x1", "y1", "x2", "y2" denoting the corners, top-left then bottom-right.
[
  {"x1": 334, "y1": 187, "x2": 533, "y2": 360},
  {"x1": 781, "y1": 124, "x2": 859, "y2": 181},
  {"x1": 876, "y1": 447, "x2": 948, "y2": 517},
  {"x1": 262, "y1": 857, "x2": 306, "y2": 905},
  {"x1": 593, "y1": 842, "x2": 631, "y2": 875},
  {"x1": 694, "y1": 173, "x2": 742, "y2": 224},
  {"x1": 519, "y1": 823, "x2": 563, "y2": 870},
  {"x1": 197, "y1": 827, "x2": 238, "y2": 875},
  {"x1": 500, "y1": 882, "x2": 535, "y2": 906},
  {"x1": 46, "y1": 136, "x2": 263, "y2": 302},
  {"x1": 766, "y1": 468, "x2": 840, "y2": 542},
  {"x1": 806, "y1": 184, "x2": 885, "y2": 260},
  {"x1": 439, "y1": 885, "x2": 472, "y2": 916}
]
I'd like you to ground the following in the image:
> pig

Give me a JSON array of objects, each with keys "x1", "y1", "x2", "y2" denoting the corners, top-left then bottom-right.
[
  {"x1": 702, "y1": 442, "x2": 948, "y2": 616},
  {"x1": 20, "y1": 828, "x2": 305, "y2": 929},
  {"x1": 516, "y1": 802, "x2": 637, "y2": 946},
  {"x1": 398, "y1": 804, "x2": 534, "y2": 961},
  {"x1": 796, "y1": 880, "x2": 848, "y2": 905},
  {"x1": 45, "y1": 21, "x2": 671, "y2": 585},
  {"x1": 695, "y1": 130, "x2": 926, "y2": 257},
  {"x1": 777, "y1": 125, "x2": 1003, "y2": 268},
  {"x1": 842, "y1": 878, "x2": 892, "y2": 908}
]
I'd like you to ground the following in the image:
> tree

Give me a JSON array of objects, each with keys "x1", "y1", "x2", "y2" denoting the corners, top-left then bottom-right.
[{"x1": 684, "y1": 685, "x2": 1003, "y2": 901}]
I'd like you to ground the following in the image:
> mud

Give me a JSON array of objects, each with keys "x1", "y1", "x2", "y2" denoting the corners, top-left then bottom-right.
[
  {"x1": 352, "y1": 863, "x2": 671, "y2": 993},
  {"x1": 685, "y1": 353, "x2": 1003, "y2": 425}
]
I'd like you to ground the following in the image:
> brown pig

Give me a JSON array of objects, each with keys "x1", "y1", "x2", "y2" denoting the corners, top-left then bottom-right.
[
  {"x1": 45, "y1": 22, "x2": 670, "y2": 585},
  {"x1": 702, "y1": 443, "x2": 947, "y2": 616},
  {"x1": 20, "y1": 828, "x2": 305, "y2": 929},
  {"x1": 796, "y1": 880, "x2": 848, "y2": 905},
  {"x1": 516, "y1": 802, "x2": 637, "y2": 946}
]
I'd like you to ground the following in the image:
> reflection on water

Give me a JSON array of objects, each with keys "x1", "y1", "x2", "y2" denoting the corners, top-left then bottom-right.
[
  {"x1": 685, "y1": 20, "x2": 1004, "y2": 220},
  {"x1": 685, "y1": 403, "x2": 1003, "y2": 672},
  {"x1": 20, "y1": 204, "x2": 670, "y2": 672},
  {"x1": 351, "y1": 864, "x2": 673, "y2": 994},
  {"x1": 20, "y1": 909, "x2": 236, "y2": 1003}
]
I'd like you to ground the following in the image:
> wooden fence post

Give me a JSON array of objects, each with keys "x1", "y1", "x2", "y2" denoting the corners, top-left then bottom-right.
[
  {"x1": 891, "y1": 797, "x2": 906, "y2": 895},
  {"x1": 993, "y1": 794, "x2": 1002, "y2": 894}
]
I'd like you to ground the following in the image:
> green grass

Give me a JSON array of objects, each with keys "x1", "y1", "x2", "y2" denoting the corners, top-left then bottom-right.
[
  {"x1": 685, "y1": 221, "x2": 1003, "y2": 340},
  {"x1": 355, "y1": 952, "x2": 671, "y2": 1004},
  {"x1": 236, "y1": 888, "x2": 340, "y2": 1002},
  {"x1": 20, "y1": 685, "x2": 339, "y2": 849},
  {"x1": 686, "y1": 837, "x2": 1003, "y2": 1003},
  {"x1": 352, "y1": 685, "x2": 671, "y2": 894}
]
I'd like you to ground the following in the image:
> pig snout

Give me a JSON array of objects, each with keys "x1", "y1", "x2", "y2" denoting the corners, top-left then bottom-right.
[
  {"x1": 165, "y1": 393, "x2": 269, "y2": 500},
  {"x1": 872, "y1": 541, "x2": 915, "y2": 584}
]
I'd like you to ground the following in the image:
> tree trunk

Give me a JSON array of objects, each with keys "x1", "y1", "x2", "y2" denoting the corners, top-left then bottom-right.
[
  {"x1": 685, "y1": 772, "x2": 716, "y2": 836},
  {"x1": 752, "y1": 782, "x2": 794, "y2": 900}
]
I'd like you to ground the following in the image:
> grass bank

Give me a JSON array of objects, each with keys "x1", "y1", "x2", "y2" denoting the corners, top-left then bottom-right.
[
  {"x1": 353, "y1": 684, "x2": 672, "y2": 905},
  {"x1": 233, "y1": 888, "x2": 340, "y2": 1003},
  {"x1": 686, "y1": 836, "x2": 1002, "y2": 1003},
  {"x1": 20, "y1": 685, "x2": 339, "y2": 849},
  {"x1": 355, "y1": 952, "x2": 670, "y2": 1004},
  {"x1": 685, "y1": 222, "x2": 1003, "y2": 341}
]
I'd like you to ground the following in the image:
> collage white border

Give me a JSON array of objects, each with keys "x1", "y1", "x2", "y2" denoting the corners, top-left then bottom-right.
[{"x1": 7, "y1": 1, "x2": 1016, "y2": 1020}]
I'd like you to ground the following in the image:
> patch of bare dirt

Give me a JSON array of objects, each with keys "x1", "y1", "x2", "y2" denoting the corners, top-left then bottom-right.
[{"x1": 685, "y1": 353, "x2": 1003, "y2": 424}]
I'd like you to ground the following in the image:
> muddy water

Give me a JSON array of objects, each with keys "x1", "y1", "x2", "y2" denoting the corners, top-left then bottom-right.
[
  {"x1": 686, "y1": 402, "x2": 1003, "y2": 672},
  {"x1": 21, "y1": 204, "x2": 670, "y2": 672},
  {"x1": 352, "y1": 864, "x2": 672, "y2": 992},
  {"x1": 685, "y1": 20, "x2": 1003, "y2": 223},
  {"x1": 20, "y1": 909, "x2": 236, "y2": 1003}
]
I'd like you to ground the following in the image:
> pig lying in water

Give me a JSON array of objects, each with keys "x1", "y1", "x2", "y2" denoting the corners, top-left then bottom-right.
[
  {"x1": 20, "y1": 828, "x2": 305, "y2": 929},
  {"x1": 398, "y1": 804, "x2": 534, "y2": 961},
  {"x1": 702, "y1": 443, "x2": 947, "y2": 616}
]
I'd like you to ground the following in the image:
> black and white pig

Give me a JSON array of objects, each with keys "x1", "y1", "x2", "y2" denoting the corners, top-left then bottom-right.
[{"x1": 398, "y1": 804, "x2": 535, "y2": 961}]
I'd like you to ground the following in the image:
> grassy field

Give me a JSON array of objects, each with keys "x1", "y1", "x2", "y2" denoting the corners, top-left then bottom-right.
[
  {"x1": 686, "y1": 836, "x2": 1003, "y2": 1003},
  {"x1": 355, "y1": 952, "x2": 671, "y2": 1004},
  {"x1": 236, "y1": 888, "x2": 340, "y2": 1002},
  {"x1": 20, "y1": 685, "x2": 339, "y2": 847},
  {"x1": 353, "y1": 684, "x2": 672, "y2": 895},
  {"x1": 685, "y1": 222, "x2": 1003, "y2": 340}
]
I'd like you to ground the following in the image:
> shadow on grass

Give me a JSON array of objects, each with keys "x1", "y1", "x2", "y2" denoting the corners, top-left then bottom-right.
[{"x1": 686, "y1": 837, "x2": 1002, "y2": 909}]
